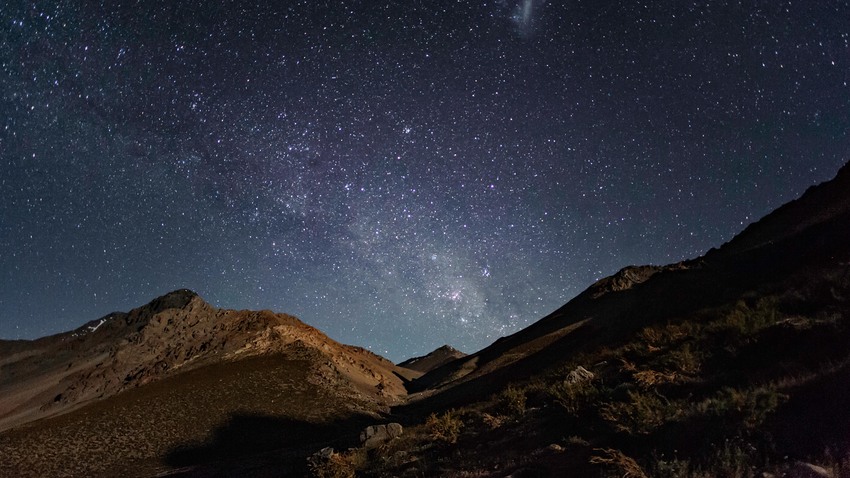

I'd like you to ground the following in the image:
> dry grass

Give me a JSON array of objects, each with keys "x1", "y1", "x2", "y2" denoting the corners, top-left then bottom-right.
[
  {"x1": 495, "y1": 385, "x2": 527, "y2": 417},
  {"x1": 425, "y1": 410, "x2": 463, "y2": 444},
  {"x1": 590, "y1": 448, "x2": 647, "y2": 478},
  {"x1": 0, "y1": 354, "x2": 373, "y2": 477}
]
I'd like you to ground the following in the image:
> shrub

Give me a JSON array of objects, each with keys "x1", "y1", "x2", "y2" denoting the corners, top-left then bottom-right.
[
  {"x1": 426, "y1": 410, "x2": 463, "y2": 444},
  {"x1": 599, "y1": 390, "x2": 680, "y2": 435},
  {"x1": 590, "y1": 448, "x2": 647, "y2": 478},
  {"x1": 548, "y1": 380, "x2": 600, "y2": 415},
  {"x1": 497, "y1": 385, "x2": 527, "y2": 417},
  {"x1": 709, "y1": 297, "x2": 782, "y2": 339},
  {"x1": 648, "y1": 457, "x2": 692, "y2": 478},
  {"x1": 633, "y1": 369, "x2": 680, "y2": 388},
  {"x1": 308, "y1": 452, "x2": 355, "y2": 478},
  {"x1": 696, "y1": 386, "x2": 787, "y2": 429},
  {"x1": 663, "y1": 343, "x2": 702, "y2": 375}
]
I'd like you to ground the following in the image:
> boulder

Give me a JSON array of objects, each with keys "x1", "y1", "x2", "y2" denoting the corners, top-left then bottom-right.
[
  {"x1": 566, "y1": 366, "x2": 594, "y2": 384},
  {"x1": 307, "y1": 447, "x2": 336, "y2": 469},
  {"x1": 360, "y1": 423, "x2": 403, "y2": 448}
]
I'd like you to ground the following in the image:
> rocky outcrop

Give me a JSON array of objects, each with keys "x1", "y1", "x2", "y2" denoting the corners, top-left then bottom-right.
[
  {"x1": 566, "y1": 366, "x2": 595, "y2": 384},
  {"x1": 360, "y1": 422, "x2": 403, "y2": 448},
  {"x1": 584, "y1": 265, "x2": 666, "y2": 299}
]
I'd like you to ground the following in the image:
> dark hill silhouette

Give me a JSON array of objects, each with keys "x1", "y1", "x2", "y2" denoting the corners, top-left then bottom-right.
[{"x1": 405, "y1": 162, "x2": 850, "y2": 403}]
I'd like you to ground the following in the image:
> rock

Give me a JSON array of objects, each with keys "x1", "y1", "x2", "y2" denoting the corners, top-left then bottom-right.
[
  {"x1": 307, "y1": 447, "x2": 337, "y2": 469},
  {"x1": 546, "y1": 443, "x2": 565, "y2": 453},
  {"x1": 566, "y1": 366, "x2": 594, "y2": 384},
  {"x1": 387, "y1": 422, "x2": 403, "y2": 438},
  {"x1": 789, "y1": 462, "x2": 832, "y2": 478},
  {"x1": 360, "y1": 423, "x2": 403, "y2": 448},
  {"x1": 315, "y1": 447, "x2": 335, "y2": 459}
]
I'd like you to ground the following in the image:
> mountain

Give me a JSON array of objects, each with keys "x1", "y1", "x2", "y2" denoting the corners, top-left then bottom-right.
[
  {"x1": 406, "y1": 162, "x2": 850, "y2": 401},
  {"x1": 353, "y1": 162, "x2": 850, "y2": 476},
  {"x1": 0, "y1": 290, "x2": 418, "y2": 477},
  {"x1": 398, "y1": 345, "x2": 467, "y2": 374},
  {"x1": 2, "y1": 162, "x2": 850, "y2": 478}
]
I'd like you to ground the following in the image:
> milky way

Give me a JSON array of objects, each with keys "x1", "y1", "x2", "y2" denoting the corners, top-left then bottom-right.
[{"x1": 2, "y1": 1, "x2": 848, "y2": 361}]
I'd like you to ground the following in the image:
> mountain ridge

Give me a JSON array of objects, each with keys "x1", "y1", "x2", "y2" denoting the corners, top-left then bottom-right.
[
  {"x1": 2, "y1": 162, "x2": 850, "y2": 477},
  {"x1": 398, "y1": 344, "x2": 467, "y2": 373},
  {"x1": 403, "y1": 161, "x2": 850, "y2": 404},
  {"x1": 0, "y1": 289, "x2": 415, "y2": 434}
]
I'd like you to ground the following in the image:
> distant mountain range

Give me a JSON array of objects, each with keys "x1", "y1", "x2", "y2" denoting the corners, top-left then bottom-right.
[{"x1": 2, "y1": 161, "x2": 849, "y2": 477}]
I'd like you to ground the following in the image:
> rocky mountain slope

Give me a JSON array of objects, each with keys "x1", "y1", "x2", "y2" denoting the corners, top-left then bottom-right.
[
  {"x1": 406, "y1": 162, "x2": 850, "y2": 403},
  {"x1": 398, "y1": 345, "x2": 467, "y2": 374},
  {"x1": 0, "y1": 290, "x2": 418, "y2": 476},
  {"x1": 356, "y1": 162, "x2": 850, "y2": 477},
  {"x1": 2, "y1": 163, "x2": 849, "y2": 478}
]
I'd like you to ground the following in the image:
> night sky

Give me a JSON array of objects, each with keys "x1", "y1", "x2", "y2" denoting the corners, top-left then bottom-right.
[{"x1": 1, "y1": 1, "x2": 848, "y2": 361}]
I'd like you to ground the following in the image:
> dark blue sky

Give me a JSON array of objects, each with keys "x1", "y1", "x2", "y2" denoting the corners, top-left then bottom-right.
[{"x1": 1, "y1": 1, "x2": 848, "y2": 361}]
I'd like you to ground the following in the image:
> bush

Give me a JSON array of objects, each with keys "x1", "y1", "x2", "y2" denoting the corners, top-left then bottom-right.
[
  {"x1": 590, "y1": 448, "x2": 647, "y2": 478},
  {"x1": 633, "y1": 369, "x2": 680, "y2": 388},
  {"x1": 497, "y1": 385, "x2": 527, "y2": 417},
  {"x1": 709, "y1": 297, "x2": 782, "y2": 338},
  {"x1": 426, "y1": 410, "x2": 463, "y2": 444},
  {"x1": 696, "y1": 386, "x2": 787, "y2": 429},
  {"x1": 663, "y1": 343, "x2": 702, "y2": 375},
  {"x1": 308, "y1": 452, "x2": 355, "y2": 478},
  {"x1": 548, "y1": 380, "x2": 600, "y2": 415},
  {"x1": 599, "y1": 390, "x2": 680, "y2": 435}
]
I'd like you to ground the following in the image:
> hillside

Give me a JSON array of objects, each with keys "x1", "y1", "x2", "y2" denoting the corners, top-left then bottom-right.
[
  {"x1": 0, "y1": 290, "x2": 418, "y2": 476},
  {"x1": 338, "y1": 163, "x2": 850, "y2": 477},
  {"x1": 405, "y1": 162, "x2": 850, "y2": 402},
  {"x1": 398, "y1": 345, "x2": 467, "y2": 374},
  {"x1": 2, "y1": 164, "x2": 849, "y2": 477}
]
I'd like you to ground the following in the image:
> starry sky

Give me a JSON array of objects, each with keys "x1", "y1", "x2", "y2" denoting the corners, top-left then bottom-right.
[{"x1": 1, "y1": 1, "x2": 848, "y2": 361}]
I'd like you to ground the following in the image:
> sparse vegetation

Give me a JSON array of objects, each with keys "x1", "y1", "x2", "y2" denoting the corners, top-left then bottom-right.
[
  {"x1": 425, "y1": 410, "x2": 463, "y2": 444},
  {"x1": 707, "y1": 296, "x2": 783, "y2": 339},
  {"x1": 599, "y1": 389, "x2": 679, "y2": 435},
  {"x1": 496, "y1": 385, "x2": 527, "y2": 417},
  {"x1": 547, "y1": 379, "x2": 600, "y2": 415},
  {"x1": 308, "y1": 452, "x2": 356, "y2": 478},
  {"x1": 696, "y1": 386, "x2": 787, "y2": 429},
  {"x1": 590, "y1": 448, "x2": 647, "y2": 478}
]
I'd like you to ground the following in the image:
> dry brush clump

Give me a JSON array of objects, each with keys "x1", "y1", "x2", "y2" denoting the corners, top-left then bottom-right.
[
  {"x1": 425, "y1": 410, "x2": 463, "y2": 444},
  {"x1": 495, "y1": 385, "x2": 527, "y2": 418},
  {"x1": 590, "y1": 448, "x2": 647, "y2": 478},
  {"x1": 599, "y1": 389, "x2": 681, "y2": 435},
  {"x1": 707, "y1": 297, "x2": 783, "y2": 339},
  {"x1": 646, "y1": 439, "x2": 757, "y2": 478},
  {"x1": 308, "y1": 452, "x2": 356, "y2": 478},
  {"x1": 694, "y1": 386, "x2": 787, "y2": 430},
  {"x1": 547, "y1": 379, "x2": 601, "y2": 416}
]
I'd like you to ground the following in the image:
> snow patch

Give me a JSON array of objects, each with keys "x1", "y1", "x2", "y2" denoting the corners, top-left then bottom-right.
[{"x1": 88, "y1": 318, "x2": 107, "y2": 333}]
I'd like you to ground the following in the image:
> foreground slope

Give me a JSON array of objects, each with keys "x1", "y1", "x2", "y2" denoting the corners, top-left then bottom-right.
[
  {"x1": 352, "y1": 163, "x2": 850, "y2": 477},
  {"x1": 0, "y1": 290, "x2": 416, "y2": 477},
  {"x1": 408, "y1": 162, "x2": 850, "y2": 401}
]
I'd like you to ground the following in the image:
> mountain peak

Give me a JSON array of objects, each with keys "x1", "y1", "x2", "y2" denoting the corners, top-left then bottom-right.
[
  {"x1": 399, "y1": 344, "x2": 467, "y2": 373},
  {"x1": 147, "y1": 288, "x2": 201, "y2": 311}
]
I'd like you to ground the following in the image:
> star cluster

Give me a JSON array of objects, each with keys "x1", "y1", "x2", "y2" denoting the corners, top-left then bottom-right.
[{"x1": 2, "y1": 1, "x2": 848, "y2": 361}]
